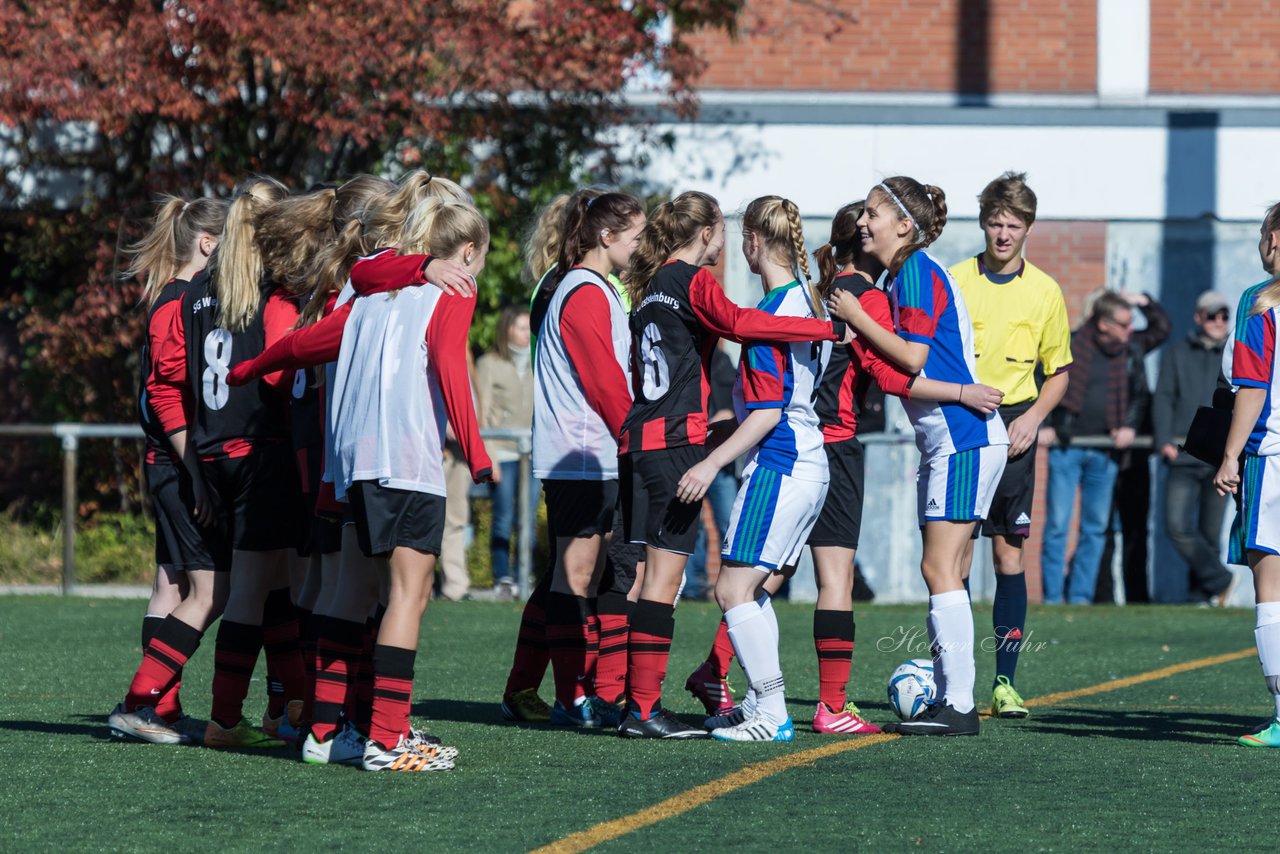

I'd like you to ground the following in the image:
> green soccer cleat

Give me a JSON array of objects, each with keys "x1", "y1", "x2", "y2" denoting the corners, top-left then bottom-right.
[
  {"x1": 500, "y1": 688, "x2": 552, "y2": 723},
  {"x1": 991, "y1": 676, "x2": 1029, "y2": 719},
  {"x1": 1238, "y1": 720, "x2": 1280, "y2": 747}
]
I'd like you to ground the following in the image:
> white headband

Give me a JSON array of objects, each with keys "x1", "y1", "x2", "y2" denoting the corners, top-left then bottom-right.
[{"x1": 878, "y1": 182, "x2": 923, "y2": 240}]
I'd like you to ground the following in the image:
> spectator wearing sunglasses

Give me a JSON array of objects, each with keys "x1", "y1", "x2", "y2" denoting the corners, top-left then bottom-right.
[
  {"x1": 1041, "y1": 290, "x2": 1169, "y2": 604},
  {"x1": 1152, "y1": 290, "x2": 1236, "y2": 605}
]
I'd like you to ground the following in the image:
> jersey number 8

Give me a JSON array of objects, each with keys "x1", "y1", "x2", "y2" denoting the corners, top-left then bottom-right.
[
  {"x1": 202, "y1": 328, "x2": 234, "y2": 410},
  {"x1": 639, "y1": 322, "x2": 670, "y2": 399}
]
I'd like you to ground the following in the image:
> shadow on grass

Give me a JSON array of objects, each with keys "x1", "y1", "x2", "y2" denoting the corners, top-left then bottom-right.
[
  {"x1": 414, "y1": 699, "x2": 713, "y2": 737},
  {"x1": 1026, "y1": 707, "x2": 1260, "y2": 743},
  {"x1": 0, "y1": 718, "x2": 112, "y2": 739}
]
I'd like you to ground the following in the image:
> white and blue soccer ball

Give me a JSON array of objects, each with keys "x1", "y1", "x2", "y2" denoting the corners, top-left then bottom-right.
[{"x1": 887, "y1": 659, "x2": 937, "y2": 720}]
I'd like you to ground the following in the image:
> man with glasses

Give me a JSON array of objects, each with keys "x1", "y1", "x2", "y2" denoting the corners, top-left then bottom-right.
[
  {"x1": 1152, "y1": 291, "x2": 1237, "y2": 604},
  {"x1": 1041, "y1": 291, "x2": 1169, "y2": 604}
]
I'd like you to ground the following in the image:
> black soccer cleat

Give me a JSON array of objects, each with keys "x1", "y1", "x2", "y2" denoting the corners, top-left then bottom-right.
[
  {"x1": 617, "y1": 708, "x2": 711, "y2": 740},
  {"x1": 882, "y1": 702, "x2": 979, "y2": 736}
]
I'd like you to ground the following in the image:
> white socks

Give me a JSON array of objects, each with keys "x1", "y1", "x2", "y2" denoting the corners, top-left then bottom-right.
[
  {"x1": 725, "y1": 594, "x2": 787, "y2": 726},
  {"x1": 1255, "y1": 602, "x2": 1280, "y2": 722},
  {"x1": 929, "y1": 590, "x2": 975, "y2": 714}
]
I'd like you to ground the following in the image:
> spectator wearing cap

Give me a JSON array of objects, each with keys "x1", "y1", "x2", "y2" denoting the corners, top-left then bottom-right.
[{"x1": 1152, "y1": 290, "x2": 1237, "y2": 604}]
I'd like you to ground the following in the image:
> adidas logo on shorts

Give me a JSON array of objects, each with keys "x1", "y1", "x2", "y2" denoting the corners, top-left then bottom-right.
[
  {"x1": 1015, "y1": 512, "x2": 1032, "y2": 525},
  {"x1": 926, "y1": 499, "x2": 939, "y2": 509}
]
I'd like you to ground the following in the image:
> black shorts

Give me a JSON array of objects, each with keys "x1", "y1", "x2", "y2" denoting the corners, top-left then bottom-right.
[
  {"x1": 619, "y1": 446, "x2": 704, "y2": 555},
  {"x1": 297, "y1": 494, "x2": 343, "y2": 557},
  {"x1": 543, "y1": 479, "x2": 618, "y2": 539},
  {"x1": 601, "y1": 497, "x2": 644, "y2": 595},
  {"x1": 981, "y1": 402, "x2": 1036, "y2": 538},
  {"x1": 146, "y1": 460, "x2": 230, "y2": 572},
  {"x1": 807, "y1": 438, "x2": 866, "y2": 549},
  {"x1": 201, "y1": 445, "x2": 303, "y2": 552},
  {"x1": 348, "y1": 480, "x2": 445, "y2": 557}
]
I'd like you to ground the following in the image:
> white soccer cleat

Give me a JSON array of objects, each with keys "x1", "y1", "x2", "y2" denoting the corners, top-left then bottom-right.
[
  {"x1": 362, "y1": 734, "x2": 456, "y2": 772},
  {"x1": 302, "y1": 725, "x2": 366, "y2": 766},
  {"x1": 107, "y1": 703, "x2": 190, "y2": 745},
  {"x1": 711, "y1": 712, "x2": 795, "y2": 742}
]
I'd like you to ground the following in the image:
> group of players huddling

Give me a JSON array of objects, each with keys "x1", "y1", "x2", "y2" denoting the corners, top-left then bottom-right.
[{"x1": 105, "y1": 168, "x2": 1280, "y2": 770}]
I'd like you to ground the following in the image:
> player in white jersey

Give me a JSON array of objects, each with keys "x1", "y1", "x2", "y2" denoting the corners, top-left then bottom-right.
[
  {"x1": 329, "y1": 198, "x2": 492, "y2": 772},
  {"x1": 526, "y1": 190, "x2": 646, "y2": 729},
  {"x1": 675, "y1": 196, "x2": 829, "y2": 742},
  {"x1": 1214, "y1": 200, "x2": 1280, "y2": 748},
  {"x1": 827, "y1": 177, "x2": 1007, "y2": 736}
]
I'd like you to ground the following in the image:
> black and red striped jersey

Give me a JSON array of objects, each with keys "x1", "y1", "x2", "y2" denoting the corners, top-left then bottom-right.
[
  {"x1": 286, "y1": 295, "x2": 324, "y2": 494},
  {"x1": 184, "y1": 268, "x2": 295, "y2": 460},
  {"x1": 620, "y1": 260, "x2": 842, "y2": 453},
  {"x1": 815, "y1": 273, "x2": 914, "y2": 443},
  {"x1": 139, "y1": 278, "x2": 194, "y2": 464}
]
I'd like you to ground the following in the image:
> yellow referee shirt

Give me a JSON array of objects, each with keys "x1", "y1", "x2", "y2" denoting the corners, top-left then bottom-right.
[{"x1": 950, "y1": 255, "x2": 1073, "y2": 406}]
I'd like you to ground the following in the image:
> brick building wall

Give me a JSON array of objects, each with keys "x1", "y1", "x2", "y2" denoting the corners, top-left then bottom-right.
[
  {"x1": 1149, "y1": 0, "x2": 1280, "y2": 94},
  {"x1": 685, "y1": 0, "x2": 1096, "y2": 93}
]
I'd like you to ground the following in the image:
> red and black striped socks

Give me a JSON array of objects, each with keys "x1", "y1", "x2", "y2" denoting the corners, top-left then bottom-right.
[
  {"x1": 368, "y1": 644, "x2": 416, "y2": 751},
  {"x1": 310, "y1": 616, "x2": 364, "y2": 743},
  {"x1": 126, "y1": 615, "x2": 203, "y2": 719},
  {"x1": 707, "y1": 616, "x2": 735, "y2": 679},
  {"x1": 210, "y1": 620, "x2": 263, "y2": 729},
  {"x1": 262, "y1": 588, "x2": 306, "y2": 720},
  {"x1": 814, "y1": 609, "x2": 855, "y2": 712},
  {"x1": 626, "y1": 599, "x2": 675, "y2": 720},
  {"x1": 504, "y1": 576, "x2": 550, "y2": 696},
  {"x1": 546, "y1": 592, "x2": 593, "y2": 707},
  {"x1": 594, "y1": 592, "x2": 632, "y2": 705}
]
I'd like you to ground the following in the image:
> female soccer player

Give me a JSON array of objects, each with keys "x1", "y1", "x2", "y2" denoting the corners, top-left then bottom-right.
[
  {"x1": 328, "y1": 198, "x2": 493, "y2": 772},
  {"x1": 184, "y1": 176, "x2": 309, "y2": 750},
  {"x1": 826, "y1": 177, "x2": 1008, "y2": 736},
  {"x1": 614, "y1": 191, "x2": 849, "y2": 739},
  {"x1": 108, "y1": 196, "x2": 229, "y2": 745},
  {"x1": 529, "y1": 189, "x2": 645, "y2": 728},
  {"x1": 1214, "y1": 200, "x2": 1280, "y2": 748}
]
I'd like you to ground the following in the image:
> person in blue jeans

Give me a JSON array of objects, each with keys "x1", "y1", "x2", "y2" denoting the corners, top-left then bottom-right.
[
  {"x1": 476, "y1": 306, "x2": 537, "y2": 598},
  {"x1": 1041, "y1": 290, "x2": 1168, "y2": 603},
  {"x1": 685, "y1": 344, "x2": 739, "y2": 599}
]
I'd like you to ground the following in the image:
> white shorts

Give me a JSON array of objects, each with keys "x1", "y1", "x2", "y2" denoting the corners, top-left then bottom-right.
[
  {"x1": 1229, "y1": 453, "x2": 1280, "y2": 565},
  {"x1": 917, "y1": 445, "x2": 1007, "y2": 527},
  {"x1": 722, "y1": 461, "x2": 828, "y2": 571}
]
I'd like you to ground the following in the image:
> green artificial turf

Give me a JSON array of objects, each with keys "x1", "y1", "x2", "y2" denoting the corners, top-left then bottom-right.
[{"x1": 0, "y1": 597, "x2": 1269, "y2": 852}]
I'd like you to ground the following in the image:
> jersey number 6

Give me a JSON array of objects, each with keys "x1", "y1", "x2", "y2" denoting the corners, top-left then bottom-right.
[{"x1": 639, "y1": 322, "x2": 671, "y2": 399}]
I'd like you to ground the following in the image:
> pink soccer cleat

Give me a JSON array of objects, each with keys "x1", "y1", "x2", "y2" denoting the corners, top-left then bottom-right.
[
  {"x1": 684, "y1": 660, "x2": 736, "y2": 716},
  {"x1": 812, "y1": 701, "x2": 883, "y2": 735}
]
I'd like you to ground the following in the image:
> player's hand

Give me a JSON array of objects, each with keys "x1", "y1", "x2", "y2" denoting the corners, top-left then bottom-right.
[
  {"x1": 1111, "y1": 426, "x2": 1137, "y2": 450},
  {"x1": 1006, "y1": 412, "x2": 1041, "y2": 457},
  {"x1": 838, "y1": 323, "x2": 855, "y2": 346},
  {"x1": 189, "y1": 474, "x2": 215, "y2": 528},
  {"x1": 825, "y1": 289, "x2": 865, "y2": 325},
  {"x1": 1038, "y1": 426, "x2": 1058, "y2": 448},
  {"x1": 227, "y1": 362, "x2": 253, "y2": 387},
  {"x1": 1214, "y1": 456, "x2": 1239, "y2": 496},
  {"x1": 489, "y1": 463, "x2": 502, "y2": 484},
  {"x1": 1160, "y1": 442, "x2": 1180, "y2": 463},
  {"x1": 426, "y1": 258, "x2": 477, "y2": 297},
  {"x1": 958, "y1": 383, "x2": 1003, "y2": 414},
  {"x1": 676, "y1": 459, "x2": 719, "y2": 504}
]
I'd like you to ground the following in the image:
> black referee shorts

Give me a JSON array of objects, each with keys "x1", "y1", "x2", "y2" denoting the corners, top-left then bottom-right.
[
  {"x1": 807, "y1": 438, "x2": 866, "y2": 550},
  {"x1": 980, "y1": 401, "x2": 1036, "y2": 539}
]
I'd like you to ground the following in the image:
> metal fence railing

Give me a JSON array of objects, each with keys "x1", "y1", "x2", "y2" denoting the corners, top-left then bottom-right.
[{"x1": 0, "y1": 424, "x2": 536, "y2": 597}]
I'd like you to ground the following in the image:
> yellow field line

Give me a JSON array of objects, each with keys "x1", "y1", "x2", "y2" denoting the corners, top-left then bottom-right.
[{"x1": 531, "y1": 646, "x2": 1258, "y2": 854}]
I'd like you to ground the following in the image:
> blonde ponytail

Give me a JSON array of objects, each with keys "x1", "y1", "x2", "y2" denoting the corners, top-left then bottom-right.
[
  {"x1": 781, "y1": 198, "x2": 824, "y2": 319},
  {"x1": 210, "y1": 176, "x2": 289, "y2": 332},
  {"x1": 127, "y1": 196, "x2": 228, "y2": 306}
]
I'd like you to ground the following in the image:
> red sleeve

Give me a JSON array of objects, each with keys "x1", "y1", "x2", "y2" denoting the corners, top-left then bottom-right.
[
  {"x1": 258, "y1": 291, "x2": 302, "y2": 391},
  {"x1": 426, "y1": 294, "x2": 492, "y2": 482},
  {"x1": 689, "y1": 269, "x2": 838, "y2": 344},
  {"x1": 146, "y1": 299, "x2": 190, "y2": 435},
  {"x1": 560, "y1": 286, "x2": 632, "y2": 438},
  {"x1": 226, "y1": 302, "x2": 352, "y2": 386},
  {"x1": 350, "y1": 249, "x2": 432, "y2": 296},
  {"x1": 853, "y1": 288, "x2": 914, "y2": 398},
  {"x1": 741, "y1": 342, "x2": 787, "y2": 409}
]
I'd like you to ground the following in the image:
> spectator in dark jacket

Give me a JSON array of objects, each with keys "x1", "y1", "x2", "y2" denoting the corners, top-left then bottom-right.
[
  {"x1": 1041, "y1": 291, "x2": 1170, "y2": 603},
  {"x1": 1152, "y1": 290, "x2": 1235, "y2": 604}
]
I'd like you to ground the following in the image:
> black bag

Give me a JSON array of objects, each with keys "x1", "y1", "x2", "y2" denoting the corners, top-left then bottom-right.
[{"x1": 1181, "y1": 387, "x2": 1235, "y2": 466}]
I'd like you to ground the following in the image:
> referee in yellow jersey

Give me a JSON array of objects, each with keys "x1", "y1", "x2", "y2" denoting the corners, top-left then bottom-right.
[{"x1": 951, "y1": 172, "x2": 1073, "y2": 718}]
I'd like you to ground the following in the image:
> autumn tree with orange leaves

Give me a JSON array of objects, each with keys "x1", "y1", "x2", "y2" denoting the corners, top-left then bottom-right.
[{"x1": 0, "y1": 0, "x2": 741, "y2": 507}]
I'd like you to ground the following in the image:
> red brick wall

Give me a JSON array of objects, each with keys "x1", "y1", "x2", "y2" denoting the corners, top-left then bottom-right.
[
  {"x1": 686, "y1": 1, "x2": 1097, "y2": 94},
  {"x1": 1149, "y1": 1, "x2": 1280, "y2": 94}
]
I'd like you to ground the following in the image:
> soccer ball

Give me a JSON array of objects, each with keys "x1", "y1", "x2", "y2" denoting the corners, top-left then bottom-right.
[{"x1": 887, "y1": 659, "x2": 937, "y2": 720}]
